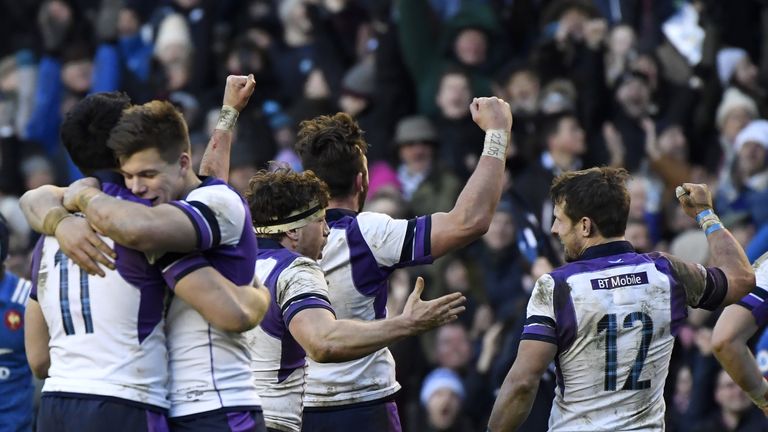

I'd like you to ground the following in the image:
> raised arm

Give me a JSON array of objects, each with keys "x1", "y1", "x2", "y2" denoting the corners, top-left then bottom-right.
[
  {"x1": 677, "y1": 183, "x2": 755, "y2": 304},
  {"x1": 199, "y1": 74, "x2": 256, "y2": 181},
  {"x1": 289, "y1": 277, "x2": 465, "y2": 363},
  {"x1": 430, "y1": 97, "x2": 511, "y2": 258},
  {"x1": 173, "y1": 265, "x2": 270, "y2": 332}
]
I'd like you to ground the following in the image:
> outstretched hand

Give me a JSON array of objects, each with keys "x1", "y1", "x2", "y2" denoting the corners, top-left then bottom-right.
[
  {"x1": 223, "y1": 74, "x2": 257, "y2": 112},
  {"x1": 675, "y1": 183, "x2": 714, "y2": 220},
  {"x1": 470, "y1": 97, "x2": 513, "y2": 132},
  {"x1": 401, "y1": 277, "x2": 466, "y2": 333}
]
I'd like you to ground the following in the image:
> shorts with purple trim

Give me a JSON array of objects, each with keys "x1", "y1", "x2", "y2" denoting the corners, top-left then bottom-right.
[
  {"x1": 168, "y1": 408, "x2": 266, "y2": 432},
  {"x1": 37, "y1": 393, "x2": 168, "y2": 432},
  {"x1": 302, "y1": 400, "x2": 401, "y2": 432}
]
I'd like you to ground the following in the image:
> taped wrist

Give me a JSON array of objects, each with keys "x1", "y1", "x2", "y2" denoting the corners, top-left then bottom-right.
[
  {"x1": 215, "y1": 105, "x2": 239, "y2": 131},
  {"x1": 42, "y1": 207, "x2": 73, "y2": 236},
  {"x1": 482, "y1": 129, "x2": 508, "y2": 161}
]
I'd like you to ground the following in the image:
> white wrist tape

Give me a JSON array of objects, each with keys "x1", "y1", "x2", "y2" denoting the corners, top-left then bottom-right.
[
  {"x1": 482, "y1": 129, "x2": 508, "y2": 161},
  {"x1": 215, "y1": 105, "x2": 239, "y2": 131}
]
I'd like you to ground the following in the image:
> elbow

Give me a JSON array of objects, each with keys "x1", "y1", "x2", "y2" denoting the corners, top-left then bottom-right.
[
  {"x1": 711, "y1": 324, "x2": 739, "y2": 360},
  {"x1": 737, "y1": 272, "x2": 757, "y2": 298},
  {"x1": 469, "y1": 213, "x2": 492, "y2": 237},
  {"x1": 28, "y1": 358, "x2": 50, "y2": 380},
  {"x1": 307, "y1": 344, "x2": 341, "y2": 363},
  {"x1": 511, "y1": 376, "x2": 540, "y2": 396}
]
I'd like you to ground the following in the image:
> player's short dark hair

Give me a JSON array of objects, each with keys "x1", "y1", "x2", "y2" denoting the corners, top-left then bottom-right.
[
  {"x1": 246, "y1": 168, "x2": 331, "y2": 240},
  {"x1": 550, "y1": 167, "x2": 630, "y2": 238},
  {"x1": 107, "y1": 100, "x2": 190, "y2": 164},
  {"x1": 60, "y1": 92, "x2": 130, "y2": 175},
  {"x1": 295, "y1": 112, "x2": 368, "y2": 199}
]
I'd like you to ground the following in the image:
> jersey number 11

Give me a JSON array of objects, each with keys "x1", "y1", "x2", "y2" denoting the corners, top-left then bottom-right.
[{"x1": 54, "y1": 250, "x2": 94, "y2": 336}]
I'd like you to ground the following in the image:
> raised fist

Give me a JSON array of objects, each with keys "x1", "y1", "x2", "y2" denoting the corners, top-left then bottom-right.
[{"x1": 470, "y1": 97, "x2": 513, "y2": 132}]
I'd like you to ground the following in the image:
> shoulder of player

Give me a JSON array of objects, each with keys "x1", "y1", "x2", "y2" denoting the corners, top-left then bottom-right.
[
  {"x1": 182, "y1": 183, "x2": 246, "y2": 220},
  {"x1": 283, "y1": 256, "x2": 323, "y2": 277},
  {"x1": 754, "y1": 251, "x2": 768, "y2": 285}
]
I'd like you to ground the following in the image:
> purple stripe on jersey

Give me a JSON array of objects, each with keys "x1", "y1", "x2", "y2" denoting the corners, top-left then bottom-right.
[
  {"x1": 146, "y1": 410, "x2": 169, "y2": 432},
  {"x1": 386, "y1": 401, "x2": 403, "y2": 432},
  {"x1": 654, "y1": 257, "x2": 687, "y2": 336},
  {"x1": 522, "y1": 324, "x2": 557, "y2": 339},
  {"x1": 552, "y1": 277, "x2": 577, "y2": 353},
  {"x1": 346, "y1": 220, "x2": 390, "y2": 299},
  {"x1": 170, "y1": 201, "x2": 211, "y2": 250},
  {"x1": 258, "y1": 246, "x2": 309, "y2": 383},
  {"x1": 278, "y1": 332, "x2": 306, "y2": 383},
  {"x1": 160, "y1": 254, "x2": 208, "y2": 290},
  {"x1": 753, "y1": 302, "x2": 768, "y2": 327},
  {"x1": 411, "y1": 216, "x2": 433, "y2": 265},
  {"x1": 284, "y1": 297, "x2": 334, "y2": 324},
  {"x1": 113, "y1": 243, "x2": 167, "y2": 343},
  {"x1": 28, "y1": 236, "x2": 45, "y2": 300},
  {"x1": 741, "y1": 293, "x2": 763, "y2": 310},
  {"x1": 226, "y1": 411, "x2": 256, "y2": 432},
  {"x1": 100, "y1": 179, "x2": 167, "y2": 344}
]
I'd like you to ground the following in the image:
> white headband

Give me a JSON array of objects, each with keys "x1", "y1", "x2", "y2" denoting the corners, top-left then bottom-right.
[{"x1": 253, "y1": 202, "x2": 325, "y2": 234}]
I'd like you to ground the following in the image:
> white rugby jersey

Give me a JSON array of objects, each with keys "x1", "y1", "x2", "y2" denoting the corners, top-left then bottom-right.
[
  {"x1": 29, "y1": 178, "x2": 168, "y2": 410},
  {"x1": 160, "y1": 177, "x2": 261, "y2": 418},
  {"x1": 522, "y1": 241, "x2": 727, "y2": 431},
  {"x1": 304, "y1": 209, "x2": 432, "y2": 407},
  {"x1": 245, "y1": 238, "x2": 335, "y2": 432}
]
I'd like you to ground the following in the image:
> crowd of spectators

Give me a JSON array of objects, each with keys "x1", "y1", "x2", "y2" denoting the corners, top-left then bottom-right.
[{"x1": 1, "y1": 0, "x2": 768, "y2": 430}]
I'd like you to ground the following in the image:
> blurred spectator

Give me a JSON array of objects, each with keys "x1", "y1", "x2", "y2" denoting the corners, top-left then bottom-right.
[
  {"x1": 513, "y1": 111, "x2": 585, "y2": 230},
  {"x1": 692, "y1": 369, "x2": 768, "y2": 432},
  {"x1": 393, "y1": 115, "x2": 460, "y2": 215},
  {"x1": 417, "y1": 368, "x2": 472, "y2": 432}
]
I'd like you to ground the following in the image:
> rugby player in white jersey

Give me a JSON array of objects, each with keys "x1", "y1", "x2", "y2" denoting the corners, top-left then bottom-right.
[
  {"x1": 487, "y1": 168, "x2": 755, "y2": 431},
  {"x1": 711, "y1": 252, "x2": 768, "y2": 414},
  {"x1": 292, "y1": 97, "x2": 511, "y2": 431},
  {"x1": 242, "y1": 168, "x2": 466, "y2": 432},
  {"x1": 20, "y1": 79, "x2": 270, "y2": 432},
  {"x1": 56, "y1": 97, "x2": 271, "y2": 431}
]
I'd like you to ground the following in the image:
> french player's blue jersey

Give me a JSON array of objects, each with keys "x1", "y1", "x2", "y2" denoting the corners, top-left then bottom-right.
[{"x1": 0, "y1": 271, "x2": 33, "y2": 431}]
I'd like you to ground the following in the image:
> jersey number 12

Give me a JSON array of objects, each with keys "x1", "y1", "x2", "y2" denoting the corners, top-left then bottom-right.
[
  {"x1": 597, "y1": 311, "x2": 653, "y2": 391},
  {"x1": 54, "y1": 250, "x2": 94, "y2": 335}
]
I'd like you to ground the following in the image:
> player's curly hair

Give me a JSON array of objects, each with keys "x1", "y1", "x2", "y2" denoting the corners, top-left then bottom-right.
[
  {"x1": 295, "y1": 112, "x2": 368, "y2": 199},
  {"x1": 550, "y1": 167, "x2": 630, "y2": 238},
  {"x1": 246, "y1": 168, "x2": 331, "y2": 239}
]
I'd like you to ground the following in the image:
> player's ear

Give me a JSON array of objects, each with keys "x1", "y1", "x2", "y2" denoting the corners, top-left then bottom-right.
[
  {"x1": 354, "y1": 172, "x2": 364, "y2": 194},
  {"x1": 178, "y1": 152, "x2": 191, "y2": 172},
  {"x1": 580, "y1": 217, "x2": 592, "y2": 237},
  {"x1": 285, "y1": 229, "x2": 299, "y2": 242}
]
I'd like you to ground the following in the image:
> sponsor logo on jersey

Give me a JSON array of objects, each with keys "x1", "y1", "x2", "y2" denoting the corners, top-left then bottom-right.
[
  {"x1": 590, "y1": 272, "x2": 649, "y2": 290},
  {"x1": 4, "y1": 310, "x2": 22, "y2": 331}
]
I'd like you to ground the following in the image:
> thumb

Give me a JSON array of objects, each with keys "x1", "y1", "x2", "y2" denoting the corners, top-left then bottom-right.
[{"x1": 408, "y1": 277, "x2": 425, "y2": 302}]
